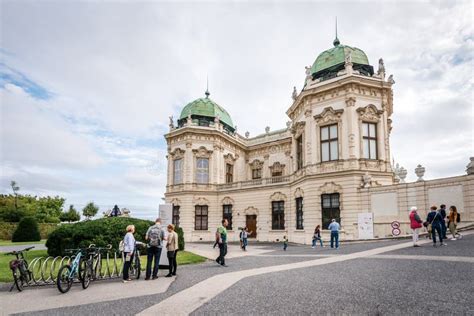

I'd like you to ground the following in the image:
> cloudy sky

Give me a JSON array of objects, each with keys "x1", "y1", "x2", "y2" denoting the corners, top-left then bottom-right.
[{"x1": 1, "y1": 0, "x2": 472, "y2": 219}]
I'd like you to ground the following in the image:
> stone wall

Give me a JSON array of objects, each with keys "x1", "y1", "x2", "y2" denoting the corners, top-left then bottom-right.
[{"x1": 359, "y1": 174, "x2": 474, "y2": 238}]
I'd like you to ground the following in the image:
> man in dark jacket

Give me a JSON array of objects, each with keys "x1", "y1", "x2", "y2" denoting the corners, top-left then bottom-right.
[
  {"x1": 426, "y1": 205, "x2": 447, "y2": 247},
  {"x1": 439, "y1": 204, "x2": 447, "y2": 239}
]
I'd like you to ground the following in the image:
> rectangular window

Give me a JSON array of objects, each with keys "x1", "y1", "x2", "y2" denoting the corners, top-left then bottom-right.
[
  {"x1": 296, "y1": 197, "x2": 303, "y2": 230},
  {"x1": 296, "y1": 135, "x2": 303, "y2": 170},
  {"x1": 362, "y1": 122, "x2": 377, "y2": 159},
  {"x1": 320, "y1": 124, "x2": 338, "y2": 162},
  {"x1": 321, "y1": 193, "x2": 340, "y2": 229},
  {"x1": 223, "y1": 204, "x2": 233, "y2": 230},
  {"x1": 252, "y1": 168, "x2": 262, "y2": 179},
  {"x1": 196, "y1": 158, "x2": 209, "y2": 184},
  {"x1": 272, "y1": 201, "x2": 285, "y2": 230},
  {"x1": 194, "y1": 205, "x2": 208, "y2": 230},
  {"x1": 173, "y1": 159, "x2": 182, "y2": 184},
  {"x1": 172, "y1": 205, "x2": 180, "y2": 227},
  {"x1": 226, "y1": 163, "x2": 233, "y2": 183}
]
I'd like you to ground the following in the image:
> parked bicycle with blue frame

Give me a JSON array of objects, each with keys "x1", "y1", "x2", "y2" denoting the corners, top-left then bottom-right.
[{"x1": 56, "y1": 248, "x2": 86, "y2": 293}]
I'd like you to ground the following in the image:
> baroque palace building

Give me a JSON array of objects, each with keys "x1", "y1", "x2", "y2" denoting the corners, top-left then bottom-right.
[{"x1": 164, "y1": 35, "x2": 474, "y2": 243}]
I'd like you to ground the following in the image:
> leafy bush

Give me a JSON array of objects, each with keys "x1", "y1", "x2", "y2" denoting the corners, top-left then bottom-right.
[
  {"x1": 46, "y1": 217, "x2": 153, "y2": 256},
  {"x1": 0, "y1": 194, "x2": 64, "y2": 223},
  {"x1": 12, "y1": 217, "x2": 41, "y2": 242},
  {"x1": 176, "y1": 226, "x2": 185, "y2": 251},
  {"x1": 59, "y1": 205, "x2": 81, "y2": 222}
]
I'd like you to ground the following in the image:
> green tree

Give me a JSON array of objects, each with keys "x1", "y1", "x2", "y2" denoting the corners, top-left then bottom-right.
[
  {"x1": 10, "y1": 181, "x2": 20, "y2": 212},
  {"x1": 59, "y1": 205, "x2": 81, "y2": 222},
  {"x1": 12, "y1": 216, "x2": 41, "y2": 242},
  {"x1": 82, "y1": 202, "x2": 99, "y2": 220}
]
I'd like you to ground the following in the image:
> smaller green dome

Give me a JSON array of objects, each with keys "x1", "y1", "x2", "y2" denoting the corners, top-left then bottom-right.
[
  {"x1": 179, "y1": 92, "x2": 234, "y2": 131},
  {"x1": 310, "y1": 39, "x2": 373, "y2": 80}
]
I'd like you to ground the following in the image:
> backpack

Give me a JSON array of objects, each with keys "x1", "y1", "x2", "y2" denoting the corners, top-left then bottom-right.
[
  {"x1": 456, "y1": 213, "x2": 461, "y2": 223},
  {"x1": 148, "y1": 225, "x2": 162, "y2": 247},
  {"x1": 119, "y1": 240, "x2": 124, "y2": 252}
]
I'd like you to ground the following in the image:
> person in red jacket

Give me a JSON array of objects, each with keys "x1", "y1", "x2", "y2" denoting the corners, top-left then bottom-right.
[{"x1": 409, "y1": 206, "x2": 423, "y2": 247}]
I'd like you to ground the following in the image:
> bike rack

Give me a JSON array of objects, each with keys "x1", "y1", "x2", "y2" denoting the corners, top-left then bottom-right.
[{"x1": 24, "y1": 252, "x2": 129, "y2": 287}]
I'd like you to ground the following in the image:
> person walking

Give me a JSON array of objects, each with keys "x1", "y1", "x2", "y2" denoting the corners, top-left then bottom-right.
[
  {"x1": 312, "y1": 225, "x2": 324, "y2": 248},
  {"x1": 241, "y1": 227, "x2": 250, "y2": 251},
  {"x1": 122, "y1": 225, "x2": 135, "y2": 283},
  {"x1": 328, "y1": 219, "x2": 340, "y2": 249},
  {"x1": 215, "y1": 219, "x2": 229, "y2": 267},
  {"x1": 283, "y1": 235, "x2": 288, "y2": 251},
  {"x1": 439, "y1": 204, "x2": 448, "y2": 239},
  {"x1": 447, "y1": 205, "x2": 459, "y2": 240},
  {"x1": 145, "y1": 218, "x2": 165, "y2": 280},
  {"x1": 165, "y1": 224, "x2": 179, "y2": 277},
  {"x1": 409, "y1": 206, "x2": 423, "y2": 247},
  {"x1": 426, "y1": 205, "x2": 446, "y2": 247}
]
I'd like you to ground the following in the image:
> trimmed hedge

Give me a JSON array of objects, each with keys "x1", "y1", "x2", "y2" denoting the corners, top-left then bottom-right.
[
  {"x1": 46, "y1": 217, "x2": 153, "y2": 256},
  {"x1": 0, "y1": 222, "x2": 57, "y2": 240},
  {"x1": 176, "y1": 226, "x2": 185, "y2": 251},
  {"x1": 12, "y1": 217, "x2": 41, "y2": 242}
]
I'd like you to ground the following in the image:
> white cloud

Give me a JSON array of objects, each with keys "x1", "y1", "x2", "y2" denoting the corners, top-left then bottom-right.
[{"x1": 0, "y1": 1, "x2": 472, "y2": 216}]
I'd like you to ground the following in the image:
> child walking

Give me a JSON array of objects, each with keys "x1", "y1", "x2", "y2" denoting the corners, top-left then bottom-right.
[{"x1": 283, "y1": 235, "x2": 288, "y2": 251}]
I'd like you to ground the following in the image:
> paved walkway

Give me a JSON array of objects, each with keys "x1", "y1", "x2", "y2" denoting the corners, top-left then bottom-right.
[
  {"x1": 3, "y1": 231, "x2": 473, "y2": 315},
  {"x1": 0, "y1": 277, "x2": 174, "y2": 315},
  {"x1": 0, "y1": 243, "x2": 47, "y2": 252}
]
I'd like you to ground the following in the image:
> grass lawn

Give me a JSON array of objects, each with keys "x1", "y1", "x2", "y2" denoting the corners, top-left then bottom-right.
[
  {"x1": 0, "y1": 249, "x2": 206, "y2": 283},
  {"x1": 0, "y1": 240, "x2": 46, "y2": 247}
]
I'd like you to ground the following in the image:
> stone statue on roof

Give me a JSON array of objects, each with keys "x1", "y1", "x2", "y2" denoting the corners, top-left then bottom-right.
[
  {"x1": 292, "y1": 86, "x2": 298, "y2": 101},
  {"x1": 345, "y1": 51, "x2": 352, "y2": 64},
  {"x1": 377, "y1": 58, "x2": 385, "y2": 77},
  {"x1": 387, "y1": 74, "x2": 395, "y2": 84},
  {"x1": 169, "y1": 115, "x2": 174, "y2": 128}
]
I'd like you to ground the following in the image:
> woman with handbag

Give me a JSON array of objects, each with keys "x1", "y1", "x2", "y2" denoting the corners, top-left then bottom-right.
[
  {"x1": 166, "y1": 224, "x2": 179, "y2": 277},
  {"x1": 447, "y1": 205, "x2": 458, "y2": 240},
  {"x1": 409, "y1": 207, "x2": 423, "y2": 247}
]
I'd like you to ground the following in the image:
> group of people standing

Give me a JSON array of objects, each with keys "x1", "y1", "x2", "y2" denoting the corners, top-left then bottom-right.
[
  {"x1": 121, "y1": 218, "x2": 179, "y2": 283},
  {"x1": 409, "y1": 204, "x2": 461, "y2": 247}
]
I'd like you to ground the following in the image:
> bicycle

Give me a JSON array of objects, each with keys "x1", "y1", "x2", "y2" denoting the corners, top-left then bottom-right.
[
  {"x1": 127, "y1": 241, "x2": 144, "y2": 279},
  {"x1": 81, "y1": 244, "x2": 112, "y2": 289},
  {"x1": 6, "y1": 246, "x2": 35, "y2": 292},
  {"x1": 56, "y1": 248, "x2": 86, "y2": 293}
]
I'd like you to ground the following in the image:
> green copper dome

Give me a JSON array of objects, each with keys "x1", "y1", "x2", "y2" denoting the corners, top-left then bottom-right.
[
  {"x1": 310, "y1": 38, "x2": 373, "y2": 80},
  {"x1": 179, "y1": 91, "x2": 234, "y2": 132}
]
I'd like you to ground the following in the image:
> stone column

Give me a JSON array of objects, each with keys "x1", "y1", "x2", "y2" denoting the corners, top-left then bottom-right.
[{"x1": 185, "y1": 142, "x2": 193, "y2": 183}]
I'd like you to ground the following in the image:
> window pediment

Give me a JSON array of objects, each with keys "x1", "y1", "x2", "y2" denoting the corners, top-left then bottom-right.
[
  {"x1": 169, "y1": 148, "x2": 185, "y2": 160},
  {"x1": 269, "y1": 162, "x2": 285, "y2": 174},
  {"x1": 192, "y1": 146, "x2": 213, "y2": 158},
  {"x1": 318, "y1": 182, "x2": 343, "y2": 194},
  {"x1": 193, "y1": 196, "x2": 210, "y2": 206},
  {"x1": 221, "y1": 196, "x2": 235, "y2": 205},
  {"x1": 224, "y1": 153, "x2": 237, "y2": 164},
  {"x1": 357, "y1": 104, "x2": 384, "y2": 122},
  {"x1": 290, "y1": 121, "x2": 306, "y2": 137},
  {"x1": 250, "y1": 159, "x2": 263, "y2": 170},
  {"x1": 294, "y1": 188, "x2": 304, "y2": 198},
  {"x1": 270, "y1": 191, "x2": 287, "y2": 202},
  {"x1": 313, "y1": 107, "x2": 344, "y2": 125}
]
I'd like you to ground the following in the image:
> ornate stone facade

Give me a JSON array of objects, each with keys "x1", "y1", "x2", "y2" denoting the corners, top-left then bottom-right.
[{"x1": 163, "y1": 38, "x2": 473, "y2": 244}]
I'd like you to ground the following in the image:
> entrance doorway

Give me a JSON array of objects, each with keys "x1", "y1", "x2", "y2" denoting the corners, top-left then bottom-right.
[{"x1": 246, "y1": 215, "x2": 257, "y2": 238}]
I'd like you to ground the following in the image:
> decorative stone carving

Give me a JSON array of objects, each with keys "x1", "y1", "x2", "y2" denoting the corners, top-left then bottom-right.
[
  {"x1": 415, "y1": 164, "x2": 425, "y2": 181},
  {"x1": 193, "y1": 196, "x2": 210, "y2": 206},
  {"x1": 187, "y1": 114, "x2": 192, "y2": 125},
  {"x1": 244, "y1": 206, "x2": 259, "y2": 215},
  {"x1": 214, "y1": 115, "x2": 220, "y2": 124},
  {"x1": 263, "y1": 154, "x2": 270, "y2": 160},
  {"x1": 318, "y1": 182, "x2": 342, "y2": 194},
  {"x1": 313, "y1": 107, "x2": 344, "y2": 124},
  {"x1": 345, "y1": 96, "x2": 356, "y2": 107},
  {"x1": 304, "y1": 108, "x2": 312, "y2": 118},
  {"x1": 399, "y1": 166, "x2": 407, "y2": 183},
  {"x1": 245, "y1": 131, "x2": 250, "y2": 138},
  {"x1": 387, "y1": 74, "x2": 395, "y2": 84},
  {"x1": 345, "y1": 51, "x2": 352, "y2": 64},
  {"x1": 265, "y1": 126, "x2": 270, "y2": 134},
  {"x1": 387, "y1": 118, "x2": 393, "y2": 134},
  {"x1": 466, "y1": 157, "x2": 474, "y2": 175},
  {"x1": 192, "y1": 146, "x2": 213, "y2": 158},
  {"x1": 292, "y1": 86, "x2": 298, "y2": 101},
  {"x1": 169, "y1": 115, "x2": 174, "y2": 129},
  {"x1": 270, "y1": 192, "x2": 287, "y2": 202},
  {"x1": 348, "y1": 133, "x2": 356, "y2": 158},
  {"x1": 356, "y1": 104, "x2": 384, "y2": 122},
  {"x1": 224, "y1": 153, "x2": 237, "y2": 164},
  {"x1": 286, "y1": 121, "x2": 292, "y2": 129},
  {"x1": 290, "y1": 121, "x2": 305, "y2": 137},
  {"x1": 221, "y1": 196, "x2": 235, "y2": 205},
  {"x1": 269, "y1": 162, "x2": 285, "y2": 174},
  {"x1": 250, "y1": 159, "x2": 263, "y2": 170},
  {"x1": 361, "y1": 172, "x2": 372, "y2": 188},
  {"x1": 169, "y1": 148, "x2": 185, "y2": 160},
  {"x1": 170, "y1": 198, "x2": 181, "y2": 206},
  {"x1": 294, "y1": 188, "x2": 304, "y2": 198},
  {"x1": 377, "y1": 58, "x2": 385, "y2": 78}
]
